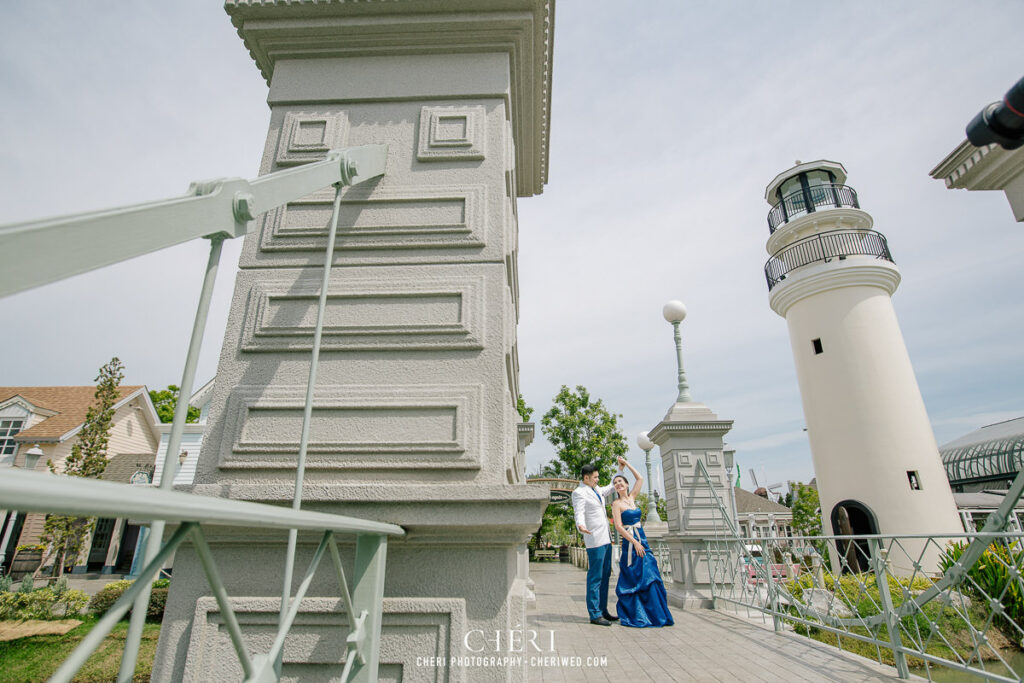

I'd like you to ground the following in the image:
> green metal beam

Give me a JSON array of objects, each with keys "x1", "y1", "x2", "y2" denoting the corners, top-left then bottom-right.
[
  {"x1": 0, "y1": 468, "x2": 404, "y2": 537},
  {"x1": 0, "y1": 145, "x2": 386, "y2": 298}
]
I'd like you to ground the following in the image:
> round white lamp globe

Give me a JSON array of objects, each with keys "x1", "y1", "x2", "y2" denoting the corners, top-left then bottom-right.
[
  {"x1": 637, "y1": 432, "x2": 655, "y2": 451},
  {"x1": 662, "y1": 300, "x2": 687, "y2": 324}
]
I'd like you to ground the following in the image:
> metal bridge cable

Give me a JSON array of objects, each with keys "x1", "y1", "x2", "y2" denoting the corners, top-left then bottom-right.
[
  {"x1": 118, "y1": 234, "x2": 225, "y2": 683},
  {"x1": 279, "y1": 182, "x2": 346, "y2": 635}
]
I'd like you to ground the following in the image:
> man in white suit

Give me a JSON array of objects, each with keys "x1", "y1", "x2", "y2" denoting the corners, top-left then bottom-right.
[{"x1": 572, "y1": 460, "x2": 624, "y2": 626}]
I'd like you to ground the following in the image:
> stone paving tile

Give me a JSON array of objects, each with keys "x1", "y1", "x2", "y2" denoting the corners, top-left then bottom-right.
[{"x1": 524, "y1": 563, "x2": 913, "y2": 682}]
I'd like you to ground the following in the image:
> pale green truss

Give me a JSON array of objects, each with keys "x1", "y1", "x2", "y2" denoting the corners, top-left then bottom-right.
[{"x1": 0, "y1": 145, "x2": 402, "y2": 683}]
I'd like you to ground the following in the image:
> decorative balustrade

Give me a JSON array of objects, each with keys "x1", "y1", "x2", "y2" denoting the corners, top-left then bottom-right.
[
  {"x1": 767, "y1": 183, "x2": 860, "y2": 233},
  {"x1": 764, "y1": 229, "x2": 894, "y2": 291}
]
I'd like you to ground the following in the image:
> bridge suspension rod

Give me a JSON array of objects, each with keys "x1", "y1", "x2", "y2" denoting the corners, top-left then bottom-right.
[{"x1": 0, "y1": 144, "x2": 386, "y2": 298}]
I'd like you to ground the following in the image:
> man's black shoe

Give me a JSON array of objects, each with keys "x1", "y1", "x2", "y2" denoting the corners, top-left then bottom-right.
[
  {"x1": 602, "y1": 613, "x2": 619, "y2": 621},
  {"x1": 590, "y1": 617, "x2": 612, "y2": 626}
]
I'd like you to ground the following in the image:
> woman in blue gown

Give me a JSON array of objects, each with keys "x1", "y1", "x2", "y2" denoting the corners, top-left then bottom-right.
[{"x1": 611, "y1": 458, "x2": 674, "y2": 627}]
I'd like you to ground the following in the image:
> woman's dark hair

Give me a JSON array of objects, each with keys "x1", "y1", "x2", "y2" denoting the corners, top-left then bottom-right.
[{"x1": 580, "y1": 464, "x2": 598, "y2": 477}]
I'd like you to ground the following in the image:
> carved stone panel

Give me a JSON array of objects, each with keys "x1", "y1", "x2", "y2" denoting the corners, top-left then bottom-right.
[
  {"x1": 275, "y1": 111, "x2": 349, "y2": 166},
  {"x1": 217, "y1": 384, "x2": 482, "y2": 471},
  {"x1": 184, "y1": 596, "x2": 466, "y2": 682},
  {"x1": 239, "y1": 272, "x2": 484, "y2": 352},
  {"x1": 417, "y1": 105, "x2": 486, "y2": 161},
  {"x1": 257, "y1": 185, "x2": 487, "y2": 254}
]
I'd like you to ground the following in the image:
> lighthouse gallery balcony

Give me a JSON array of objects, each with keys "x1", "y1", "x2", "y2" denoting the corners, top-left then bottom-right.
[
  {"x1": 764, "y1": 229, "x2": 894, "y2": 291},
  {"x1": 767, "y1": 182, "x2": 860, "y2": 233}
]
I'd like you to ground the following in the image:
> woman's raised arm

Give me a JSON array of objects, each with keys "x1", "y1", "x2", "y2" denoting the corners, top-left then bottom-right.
[{"x1": 617, "y1": 456, "x2": 644, "y2": 498}]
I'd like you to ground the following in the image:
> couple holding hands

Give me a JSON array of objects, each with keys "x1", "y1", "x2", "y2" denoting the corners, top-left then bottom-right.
[{"x1": 571, "y1": 457, "x2": 674, "y2": 628}]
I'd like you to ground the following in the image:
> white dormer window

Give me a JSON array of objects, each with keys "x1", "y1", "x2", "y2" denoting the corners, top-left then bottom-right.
[{"x1": 0, "y1": 419, "x2": 24, "y2": 467}]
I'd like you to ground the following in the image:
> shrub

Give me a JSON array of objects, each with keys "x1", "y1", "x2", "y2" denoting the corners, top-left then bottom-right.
[
  {"x1": 0, "y1": 575, "x2": 12, "y2": 593},
  {"x1": 0, "y1": 587, "x2": 88, "y2": 620},
  {"x1": 18, "y1": 575, "x2": 34, "y2": 594},
  {"x1": 88, "y1": 579, "x2": 168, "y2": 621},
  {"x1": 15, "y1": 543, "x2": 45, "y2": 553},
  {"x1": 87, "y1": 580, "x2": 133, "y2": 615},
  {"x1": 148, "y1": 587, "x2": 168, "y2": 620},
  {"x1": 940, "y1": 540, "x2": 1024, "y2": 634}
]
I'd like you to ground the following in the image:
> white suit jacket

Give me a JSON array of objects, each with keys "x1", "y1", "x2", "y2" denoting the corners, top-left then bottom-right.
[{"x1": 571, "y1": 483, "x2": 614, "y2": 548}]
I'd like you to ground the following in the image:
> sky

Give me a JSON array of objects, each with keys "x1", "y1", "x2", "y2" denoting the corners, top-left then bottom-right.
[{"x1": 1, "y1": 1, "x2": 1023, "y2": 495}]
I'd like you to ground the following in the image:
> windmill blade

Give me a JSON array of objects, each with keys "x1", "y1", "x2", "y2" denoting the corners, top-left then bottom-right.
[{"x1": 748, "y1": 469, "x2": 760, "y2": 489}]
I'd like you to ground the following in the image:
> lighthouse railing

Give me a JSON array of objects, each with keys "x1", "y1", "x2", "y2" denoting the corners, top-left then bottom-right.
[
  {"x1": 694, "y1": 462, "x2": 1024, "y2": 682},
  {"x1": 767, "y1": 182, "x2": 860, "y2": 233},
  {"x1": 764, "y1": 228, "x2": 894, "y2": 291}
]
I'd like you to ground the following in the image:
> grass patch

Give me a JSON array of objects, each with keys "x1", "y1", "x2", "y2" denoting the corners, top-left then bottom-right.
[
  {"x1": 0, "y1": 616, "x2": 160, "y2": 683},
  {"x1": 784, "y1": 571, "x2": 1020, "y2": 669}
]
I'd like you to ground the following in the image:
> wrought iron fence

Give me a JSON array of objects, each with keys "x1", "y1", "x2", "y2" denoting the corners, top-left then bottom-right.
[
  {"x1": 764, "y1": 229, "x2": 894, "y2": 291},
  {"x1": 692, "y1": 460, "x2": 1024, "y2": 682},
  {"x1": 0, "y1": 145, "x2": 402, "y2": 683},
  {"x1": 767, "y1": 183, "x2": 860, "y2": 233}
]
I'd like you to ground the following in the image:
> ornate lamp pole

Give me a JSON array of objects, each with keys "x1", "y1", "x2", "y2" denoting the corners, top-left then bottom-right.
[
  {"x1": 662, "y1": 300, "x2": 692, "y2": 403},
  {"x1": 637, "y1": 432, "x2": 661, "y2": 522}
]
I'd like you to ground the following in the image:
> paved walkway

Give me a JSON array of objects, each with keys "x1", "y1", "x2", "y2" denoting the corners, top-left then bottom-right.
[{"x1": 524, "y1": 563, "x2": 911, "y2": 682}]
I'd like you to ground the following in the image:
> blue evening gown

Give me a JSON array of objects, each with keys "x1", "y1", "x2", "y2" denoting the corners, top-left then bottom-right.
[{"x1": 615, "y1": 506, "x2": 674, "y2": 627}]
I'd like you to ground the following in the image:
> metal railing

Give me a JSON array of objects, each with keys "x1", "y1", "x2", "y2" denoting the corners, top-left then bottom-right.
[
  {"x1": 568, "y1": 537, "x2": 671, "y2": 577},
  {"x1": 764, "y1": 229, "x2": 894, "y2": 291},
  {"x1": 692, "y1": 460, "x2": 1024, "y2": 682},
  {"x1": 767, "y1": 183, "x2": 860, "y2": 233},
  {"x1": 0, "y1": 145, "x2": 403, "y2": 683}
]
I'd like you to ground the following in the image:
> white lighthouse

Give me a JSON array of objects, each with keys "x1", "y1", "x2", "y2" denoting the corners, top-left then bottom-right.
[{"x1": 763, "y1": 160, "x2": 960, "y2": 574}]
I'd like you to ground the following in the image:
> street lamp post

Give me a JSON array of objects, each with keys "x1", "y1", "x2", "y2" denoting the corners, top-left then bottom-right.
[
  {"x1": 0, "y1": 444, "x2": 43, "y2": 569},
  {"x1": 662, "y1": 300, "x2": 692, "y2": 403},
  {"x1": 637, "y1": 432, "x2": 661, "y2": 522},
  {"x1": 724, "y1": 449, "x2": 738, "y2": 527}
]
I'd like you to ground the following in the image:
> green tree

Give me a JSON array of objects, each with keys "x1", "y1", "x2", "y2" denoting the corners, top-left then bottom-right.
[
  {"x1": 539, "y1": 385, "x2": 627, "y2": 481},
  {"x1": 516, "y1": 394, "x2": 534, "y2": 422},
  {"x1": 634, "y1": 493, "x2": 670, "y2": 523},
  {"x1": 149, "y1": 384, "x2": 200, "y2": 424},
  {"x1": 790, "y1": 482, "x2": 822, "y2": 537},
  {"x1": 41, "y1": 358, "x2": 124, "y2": 576}
]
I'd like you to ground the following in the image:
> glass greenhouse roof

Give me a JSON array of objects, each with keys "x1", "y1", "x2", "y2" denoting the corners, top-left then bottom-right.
[{"x1": 940, "y1": 416, "x2": 1024, "y2": 485}]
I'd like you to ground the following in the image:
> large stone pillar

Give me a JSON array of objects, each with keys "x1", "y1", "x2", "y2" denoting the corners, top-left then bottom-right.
[
  {"x1": 649, "y1": 401, "x2": 735, "y2": 608},
  {"x1": 152, "y1": 2, "x2": 552, "y2": 680}
]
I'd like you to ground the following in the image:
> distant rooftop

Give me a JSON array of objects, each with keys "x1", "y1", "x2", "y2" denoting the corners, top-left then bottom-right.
[
  {"x1": 940, "y1": 416, "x2": 1024, "y2": 486},
  {"x1": 1, "y1": 386, "x2": 145, "y2": 442},
  {"x1": 735, "y1": 487, "x2": 791, "y2": 515}
]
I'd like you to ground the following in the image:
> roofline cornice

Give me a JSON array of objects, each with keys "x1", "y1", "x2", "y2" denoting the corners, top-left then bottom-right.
[
  {"x1": 0, "y1": 395, "x2": 58, "y2": 418},
  {"x1": 223, "y1": 0, "x2": 553, "y2": 197},
  {"x1": 930, "y1": 140, "x2": 1024, "y2": 191},
  {"x1": 648, "y1": 420, "x2": 734, "y2": 443}
]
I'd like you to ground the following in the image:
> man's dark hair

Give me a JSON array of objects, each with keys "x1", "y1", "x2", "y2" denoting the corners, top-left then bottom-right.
[{"x1": 580, "y1": 464, "x2": 598, "y2": 478}]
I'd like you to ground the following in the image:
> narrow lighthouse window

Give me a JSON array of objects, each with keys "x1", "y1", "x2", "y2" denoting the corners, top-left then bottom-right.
[
  {"x1": 907, "y1": 471, "x2": 921, "y2": 490},
  {"x1": 812, "y1": 338, "x2": 823, "y2": 354}
]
